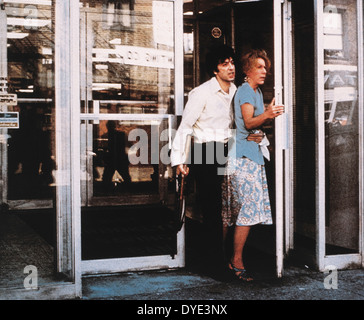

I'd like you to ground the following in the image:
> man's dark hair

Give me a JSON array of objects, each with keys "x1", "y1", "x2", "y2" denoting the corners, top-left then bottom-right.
[{"x1": 205, "y1": 45, "x2": 235, "y2": 77}]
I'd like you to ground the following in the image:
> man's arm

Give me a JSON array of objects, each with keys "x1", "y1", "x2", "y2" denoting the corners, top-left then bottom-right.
[{"x1": 170, "y1": 88, "x2": 206, "y2": 171}]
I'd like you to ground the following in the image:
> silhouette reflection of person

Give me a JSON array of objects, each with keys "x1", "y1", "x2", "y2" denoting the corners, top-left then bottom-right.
[
  {"x1": 8, "y1": 106, "x2": 55, "y2": 199},
  {"x1": 102, "y1": 121, "x2": 132, "y2": 189}
]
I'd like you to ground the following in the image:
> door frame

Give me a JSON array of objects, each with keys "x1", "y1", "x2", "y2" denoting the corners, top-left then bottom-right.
[
  {"x1": 0, "y1": 2, "x2": 8, "y2": 206},
  {"x1": 359, "y1": 0, "x2": 364, "y2": 270},
  {"x1": 55, "y1": 0, "x2": 82, "y2": 297},
  {"x1": 274, "y1": 0, "x2": 292, "y2": 278},
  {"x1": 273, "y1": 0, "x2": 284, "y2": 278},
  {"x1": 76, "y1": 0, "x2": 185, "y2": 276},
  {"x1": 282, "y1": 0, "x2": 295, "y2": 256}
]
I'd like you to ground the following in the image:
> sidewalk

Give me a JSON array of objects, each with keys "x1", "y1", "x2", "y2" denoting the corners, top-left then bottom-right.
[{"x1": 81, "y1": 265, "x2": 364, "y2": 300}]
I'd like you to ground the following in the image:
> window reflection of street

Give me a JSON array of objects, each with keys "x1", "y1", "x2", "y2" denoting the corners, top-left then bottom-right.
[{"x1": 323, "y1": 0, "x2": 360, "y2": 254}]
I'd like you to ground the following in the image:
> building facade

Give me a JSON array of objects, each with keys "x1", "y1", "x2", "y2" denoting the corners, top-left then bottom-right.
[{"x1": 0, "y1": 0, "x2": 363, "y2": 299}]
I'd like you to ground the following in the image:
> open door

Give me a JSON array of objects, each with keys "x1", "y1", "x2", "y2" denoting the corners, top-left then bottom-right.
[
  {"x1": 78, "y1": 0, "x2": 185, "y2": 275},
  {"x1": 314, "y1": 0, "x2": 363, "y2": 271},
  {"x1": 273, "y1": 0, "x2": 290, "y2": 278},
  {"x1": 290, "y1": 0, "x2": 363, "y2": 272},
  {"x1": 231, "y1": 0, "x2": 292, "y2": 278}
]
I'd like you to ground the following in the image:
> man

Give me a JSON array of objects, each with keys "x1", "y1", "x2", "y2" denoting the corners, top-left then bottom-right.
[{"x1": 170, "y1": 45, "x2": 237, "y2": 280}]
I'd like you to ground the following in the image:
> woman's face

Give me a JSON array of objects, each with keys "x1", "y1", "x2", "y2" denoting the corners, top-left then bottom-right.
[{"x1": 246, "y1": 57, "x2": 267, "y2": 87}]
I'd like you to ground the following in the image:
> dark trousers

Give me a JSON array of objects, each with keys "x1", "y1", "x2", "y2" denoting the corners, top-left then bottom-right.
[{"x1": 192, "y1": 141, "x2": 229, "y2": 270}]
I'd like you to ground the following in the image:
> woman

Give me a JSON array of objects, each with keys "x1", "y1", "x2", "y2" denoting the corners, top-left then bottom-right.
[{"x1": 222, "y1": 49, "x2": 284, "y2": 282}]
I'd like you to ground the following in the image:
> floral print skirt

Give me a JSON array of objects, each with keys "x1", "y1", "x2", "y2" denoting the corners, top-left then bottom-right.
[{"x1": 221, "y1": 157, "x2": 273, "y2": 227}]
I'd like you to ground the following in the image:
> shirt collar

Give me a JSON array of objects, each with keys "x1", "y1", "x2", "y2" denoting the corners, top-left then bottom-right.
[{"x1": 210, "y1": 76, "x2": 236, "y2": 95}]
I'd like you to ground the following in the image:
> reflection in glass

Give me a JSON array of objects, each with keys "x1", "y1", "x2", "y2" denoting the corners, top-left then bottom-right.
[
  {"x1": 81, "y1": 119, "x2": 174, "y2": 206},
  {"x1": 93, "y1": 120, "x2": 160, "y2": 195},
  {"x1": 292, "y1": 0, "x2": 317, "y2": 254},
  {"x1": 1, "y1": 0, "x2": 58, "y2": 290},
  {"x1": 80, "y1": 0, "x2": 175, "y2": 114},
  {"x1": 323, "y1": 0, "x2": 359, "y2": 254},
  {"x1": 6, "y1": 2, "x2": 55, "y2": 201}
]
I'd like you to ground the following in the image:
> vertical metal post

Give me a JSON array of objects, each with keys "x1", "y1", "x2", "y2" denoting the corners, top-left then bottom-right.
[
  {"x1": 0, "y1": 1, "x2": 6, "y2": 90},
  {"x1": 174, "y1": 0, "x2": 186, "y2": 268},
  {"x1": 357, "y1": 0, "x2": 364, "y2": 267},
  {"x1": 314, "y1": 0, "x2": 326, "y2": 271},
  {"x1": 55, "y1": 0, "x2": 81, "y2": 296},
  {"x1": 283, "y1": 0, "x2": 294, "y2": 253},
  {"x1": 274, "y1": 0, "x2": 284, "y2": 278},
  {"x1": 193, "y1": 0, "x2": 200, "y2": 86},
  {"x1": 0, "y1": 0, "x2": 7, "y2": 204},
  {"x1": 175, "y1": 0, "x2": 184, "y2": 116},
  {"x1": 230, "y1": 3, "x2": 235, "y2": 49}
]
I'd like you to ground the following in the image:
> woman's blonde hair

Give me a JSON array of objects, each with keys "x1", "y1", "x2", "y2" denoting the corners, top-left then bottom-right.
[{"x1": 241, "y1": 49, "x2": 271, "y2": 76}]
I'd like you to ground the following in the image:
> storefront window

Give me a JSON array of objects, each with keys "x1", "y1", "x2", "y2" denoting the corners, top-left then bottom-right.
[
  {"x1": 79, "y1": 1, "x2": 179, "y2": 263},
  {"x1": 80, "y1": 0, "x2": 175, "y2": 114},
  {"x1": 0, "y1": 0, "x2": 57, "y2": 290},
  {"x1": 79, "y1": 1, "x2": 177, "y2": 207},
  {"x1": 81, "y1": 118, "x2": 172, "y2": 205},
  {"x1": 5, "y1": 1, "x2": 54, "y2": 203},
  {"x1": 323, "y1": 0, "x2": 359, "y2": 254}
]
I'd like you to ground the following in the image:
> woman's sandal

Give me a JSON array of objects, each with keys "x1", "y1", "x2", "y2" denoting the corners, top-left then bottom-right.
[{"x1": 228, "y1": 262, "x2": 254, "y2": 282}]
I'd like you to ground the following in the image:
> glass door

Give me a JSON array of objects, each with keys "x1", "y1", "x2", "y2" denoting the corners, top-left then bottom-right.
[
  {"x1": 79, "y1": 0, "x2": 185, "y2": 274},
  {"x1": 0, "y1": 0, "x2": 79, "y2": 298},
  {"x1": 4, "y1": 0, "x2": 55, "y2": 210},
  {"x1": 232, "y1": 0, "x2": 290, "y2": 278},
  {"x1": 273, "y1": 0, "x2": 288, "y2": 278},
  {"x1": 292, "y1": 0, "x2": 363, "y2": 272},
  {"x1": 315, "y1": 0, "x2": 363, "y2": 270}
]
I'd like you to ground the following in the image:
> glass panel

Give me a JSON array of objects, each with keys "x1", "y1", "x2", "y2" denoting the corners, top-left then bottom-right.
[
  {"x1": 79, "y1": 1, "x2": 178, "y2": 262},
  {"x1": 292, "y1": 0, "x2": 317, "y2": 256},
  {"x1": 82, "y1": 118, "x2": 174, "y2": 205},
  {"x1": 183, "y1": 0, "x2": 230, "y2": 16},
  {"x1": 81, "y1": 118, "x2": 177, "y2": 260},
  {"x1": 183, "y1": 21, "x2": 194, "y2": 94},
  {"x1": 80, "y1": 0, "x2": 175, "y2": 114},
  {"x1": 81, "y1": 202, "x2": 178, "y2": 260},
  {"x1": 323, "y1": 0, "x2": 359, "y2": 254},
  {"x1": 93, "y1": 119, "x2": 162, "y2": 195},
  {"x1": 6, "y1": 1, "x2": 55, "y2": 201},
  {"x1": 1, "y1": 1, "x2": 59, "y2": 289}
]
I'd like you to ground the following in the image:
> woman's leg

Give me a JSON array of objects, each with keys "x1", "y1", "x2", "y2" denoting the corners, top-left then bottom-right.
[
  {"x1": 231, "y1": 225, "x2": 251, "y2": 269},
  {"x1": 229, "y1": 225, "x2": 254, "y2": 281}
]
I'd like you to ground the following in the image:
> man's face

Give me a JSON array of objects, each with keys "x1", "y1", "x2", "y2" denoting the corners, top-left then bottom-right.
[{"x1": 215, "y1": 58, "x2": 235, "y2": 83}]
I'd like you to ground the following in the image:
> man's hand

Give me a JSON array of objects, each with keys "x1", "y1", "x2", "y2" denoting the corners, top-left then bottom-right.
[{"x1": 176, "y1": 164, "x2": 190, "y2": 177}]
